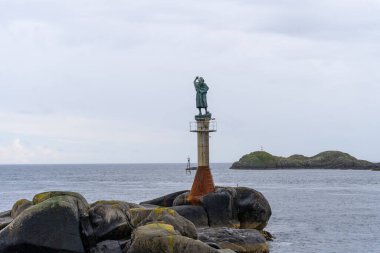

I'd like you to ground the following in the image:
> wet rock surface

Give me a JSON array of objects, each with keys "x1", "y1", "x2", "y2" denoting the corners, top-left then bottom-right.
[
  {"x1": 0, "y1": 186, "x2": 272, "y2": 253},
  {"x1": 198, "y1": 227, "x2": 269, "y2": 253},
  {"x1": 88, "y1": 201, "x2": 133, "y2": 242},
  {"x1": 171, "y1": 205, "x2": 209, "y2": 227},
  {"x1": 200, "y1": 189, "x2": 239, "y2": 228},
  {"x1": 0, "y1": 211, "x2": 12, "y2": 231},
  {"x1": 235, "y1": 187, "x2": 272, "y2": 230}
]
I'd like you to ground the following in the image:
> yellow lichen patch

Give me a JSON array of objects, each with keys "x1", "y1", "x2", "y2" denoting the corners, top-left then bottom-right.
[
  {"x1": 144, "y1": 223, "x2": 176, "y2": 234},
  {"x1": 32, "y1": 192, "x2": 51, "y2": 205},
  {"x1": 129, "y1": 208, "x2": 153, "y2": 226},
  {"x1": 32, "y1": 191, "x2": 87, "y2": 206},
  {"x1": 154, "y1": 207, "x2": 165, "y2": 215},
  {"x1": 167, "y1": 235, "x2": 174, "y2": 253},
  {"x1": 14, "y1": 199, "x2": 30, "y2": 207},
  {"x1": 130, "y1": 208, "x2": 152, "y2": 218},
  {"x1": 154, "y1": 207, "x2": 175, "y2": 216},
  {"x1": 157, "y1": 223, "x2": 175, "y2": 233},
  {"x1": 130, "y1": 207, "x2": 146, "y2": 213}
]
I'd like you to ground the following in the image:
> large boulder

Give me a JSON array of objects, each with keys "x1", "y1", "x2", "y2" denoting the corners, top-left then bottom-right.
[
  {"x1": 141, "y1": 186, "x2": 271, "y2": 230},
  {"x1": 200, "y1": 187, "x2": 239, "y2": 228},
  {"x1": 133, "y1": 207, "x2": 197, "y2": 239},
  {"x1": 171, "y1": 205, "x2": 209, "y2": 227},
  {"x1": 33, "y1": 191, "x2": 89, "y2": 215},
  {"x1": 0, "y1": 194, "x2": 86, "y2": 253},
  {"x1": 128, "y1": 223, "x2": 218, "y2": 253},
  {"x1": 198, "y1": 227, "x2": 269, "y2": 253},
  {"x1": 88, "y1": 201, "x2": 134, "y2": 242},
  {"x1": 235, "y1": 187, "x2": 271, "y2": 230}
]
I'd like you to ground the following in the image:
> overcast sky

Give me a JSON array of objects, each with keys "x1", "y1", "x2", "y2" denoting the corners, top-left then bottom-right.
[{"x1": 0, "y1": 0, "x2": 380, "y2": 163}]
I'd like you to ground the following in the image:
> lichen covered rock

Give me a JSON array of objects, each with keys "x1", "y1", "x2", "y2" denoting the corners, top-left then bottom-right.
[
  {"x1": 131, "y1": 207, "x2": 197, "y2": 239},
  {"x1": 0, "y1": 185, "x2": 272, "y2": 253},
  {"x1": 33, "y1": 191, "x2": 89, "y2": 214},
  {"x1": 128, "y1": 223, "x2": 218, "y2": 253},
  {"x1": 11, "y1": 199, "x2": 32, "y2": 219},
  {"x1": 129, "y1": 208, "x2": 153, "y2": 227},
  {"x1": 0, "y1": 195, "x2": 86, "y2": 253}
]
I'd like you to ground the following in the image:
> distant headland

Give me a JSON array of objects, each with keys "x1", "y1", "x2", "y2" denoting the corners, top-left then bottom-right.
[{"x1": 230, "y1": 151, "x2": 380, "y2": 170}]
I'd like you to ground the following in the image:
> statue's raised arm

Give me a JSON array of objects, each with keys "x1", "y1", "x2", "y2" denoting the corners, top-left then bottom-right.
[{"x1": 194, "y1": 76, "x2": 200, "y2": 90}]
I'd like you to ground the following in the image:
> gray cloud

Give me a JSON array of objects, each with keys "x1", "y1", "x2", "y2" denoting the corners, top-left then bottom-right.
[{"x1": 0, "y1": 0, "x2": 379, "y2": 163}]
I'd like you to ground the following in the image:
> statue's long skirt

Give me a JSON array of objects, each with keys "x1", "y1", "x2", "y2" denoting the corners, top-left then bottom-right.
[{"x1": 196, "y1": 93, "x2": 207, "y2": 108}]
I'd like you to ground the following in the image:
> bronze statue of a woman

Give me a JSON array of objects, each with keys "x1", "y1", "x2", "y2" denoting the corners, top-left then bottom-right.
[{"x1": 194, "y1": 76, "x2": 209, "y2": 115}]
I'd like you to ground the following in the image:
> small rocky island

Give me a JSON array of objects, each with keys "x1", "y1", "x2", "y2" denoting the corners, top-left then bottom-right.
[
  {"x1": 231, "y1": 150, "x2": 380, "y2": 170},
  {"x1": 0, "y1": 187, "x2": 272, "y2": 253}
]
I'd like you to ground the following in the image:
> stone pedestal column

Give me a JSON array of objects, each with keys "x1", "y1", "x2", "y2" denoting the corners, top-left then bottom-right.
[
  {"x1": 197, "y1": 119, "x2": 210, "y2": 167},
  {"x1": 188, "y1": 116, "x2": 216, "y2": 204}
]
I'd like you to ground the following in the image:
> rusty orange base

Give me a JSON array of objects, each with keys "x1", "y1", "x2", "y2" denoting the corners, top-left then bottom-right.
[{"x1": 188, "y1": 166, "x2": 215, "y2": 205}]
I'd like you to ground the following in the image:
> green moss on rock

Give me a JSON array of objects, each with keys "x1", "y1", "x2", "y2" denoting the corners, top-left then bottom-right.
[
  {"x1": 33, "y1": 191, "x2": 88, "y2": 205},
  {"x1": 11, "y1": 199, "x2": 32, "y2": 219},
  {"x1": 128, "y1": 223, "x2": 218, "y2": 253}
]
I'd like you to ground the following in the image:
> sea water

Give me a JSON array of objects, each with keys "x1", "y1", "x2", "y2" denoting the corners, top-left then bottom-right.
[{"x1": 0, "y1": 164, "x2": 379, "y2": 253}]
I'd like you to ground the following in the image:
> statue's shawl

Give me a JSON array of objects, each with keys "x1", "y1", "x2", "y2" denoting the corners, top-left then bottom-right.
[{"x1": 196, "y1": 83, "x2": 209, "y2": 94}]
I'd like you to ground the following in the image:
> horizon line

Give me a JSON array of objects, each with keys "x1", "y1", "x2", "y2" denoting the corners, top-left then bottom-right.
[{"x1": 0, "y1": 162, "x2": 233, "y2": 166}]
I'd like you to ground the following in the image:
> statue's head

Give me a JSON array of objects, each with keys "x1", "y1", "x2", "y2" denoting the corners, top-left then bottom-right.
[{"x1": 199, "y1": 77, "x2": 204, "y2": 83}]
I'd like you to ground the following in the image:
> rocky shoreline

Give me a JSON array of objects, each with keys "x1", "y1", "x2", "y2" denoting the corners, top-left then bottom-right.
[
  {"x1": 0, "y1": 186, "x2": 272, "y2": 253},
  {"x1": 231, "y1": 150, "x2": 380, "y2": 170}
]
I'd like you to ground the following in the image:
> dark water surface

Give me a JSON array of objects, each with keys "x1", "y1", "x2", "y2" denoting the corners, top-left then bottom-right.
[{"x1": 0, "y1": 164, "x2": 379, "y2": 253}]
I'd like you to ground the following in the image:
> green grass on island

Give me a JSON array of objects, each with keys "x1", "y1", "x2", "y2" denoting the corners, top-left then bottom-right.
[{"x1": 230, "y1": 151, "x2": 380, "y2": 170}]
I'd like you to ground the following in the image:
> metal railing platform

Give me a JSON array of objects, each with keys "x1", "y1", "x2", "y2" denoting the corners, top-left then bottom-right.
[{"x1": 189, "y1": 120, "x2": 217, "y2": 132}]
